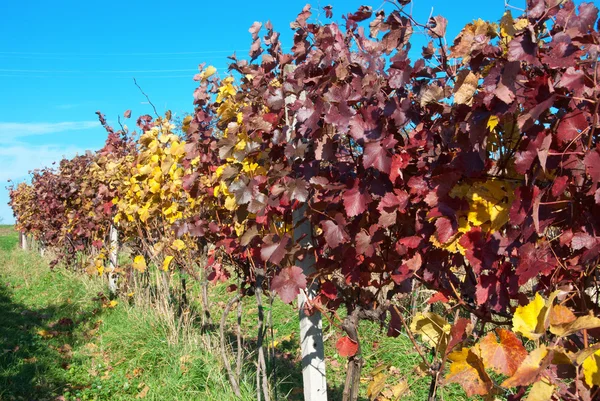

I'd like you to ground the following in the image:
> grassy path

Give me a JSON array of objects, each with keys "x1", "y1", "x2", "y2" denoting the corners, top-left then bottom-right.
[
  {"x1": 0, "y1": 228, "x2": 244, "y2": 401},
  {"x1": 0, "y1": 226, "x2": 468, "y2": 401}
]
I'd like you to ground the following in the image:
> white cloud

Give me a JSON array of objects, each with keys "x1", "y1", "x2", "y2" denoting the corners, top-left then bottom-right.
[
  {"x1": 0, "y1": 121, "x2": 99, "y2": 143},
  {"x1": 0, "y1": 144, "x2": 87, "y2": 182}
]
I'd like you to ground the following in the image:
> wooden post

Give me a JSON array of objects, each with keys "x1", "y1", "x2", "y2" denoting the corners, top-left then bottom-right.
[
  {"x1": 108, "y1": 224, "x2": 119, "y2": 294},
  {"x1": 20, "y1": 232, "x2": 27, "y2": 250},
  {"x1": 293, "y1": 205, "x2": 328, "y2": 401}
]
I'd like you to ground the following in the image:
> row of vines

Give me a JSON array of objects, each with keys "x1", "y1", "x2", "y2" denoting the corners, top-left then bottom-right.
[{"x1": 8, "y1": 0, "x2": 600, "y2": 400}]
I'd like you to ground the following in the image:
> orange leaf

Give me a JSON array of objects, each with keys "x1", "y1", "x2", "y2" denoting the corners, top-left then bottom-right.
[
  {"x1": 501, "y1": 346, "x2": 549, "y2": 388},
  {"x1": 548, "y1": 304, "x2": 576, "y2": 326},
  {"x1": 478, "y1": 328, "x2": 527, "y2": 376},
  {"x1": 445, "y1": 348, "x2": 493, "y2": 397}
]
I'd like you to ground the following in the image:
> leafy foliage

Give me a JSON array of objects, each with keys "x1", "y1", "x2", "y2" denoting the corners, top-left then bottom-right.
[{"x1": 8, "y1": 0, "x2": 600, "y2": 399}]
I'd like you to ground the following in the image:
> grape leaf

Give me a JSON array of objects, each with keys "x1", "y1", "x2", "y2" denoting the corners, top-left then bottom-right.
[
  {"x1": 336, "y1": 336, "x2": 359, "y2": 357},
  {"x1": 501, "y1": 346, "x2": 549, "y2": 388},
  {"x1": 557, "y1": 109, "x2": 588, "y2": 144},
  {"x1": 446, "y1": 348, "x2": 493, "y2": 397},
  {"x1": 260, "y1": 234, "x2": 290, "y2": 265},
  {"x1": 525, "y1": 379, "x2": 555, "y2": 401},
  {"x1": 271, "y1": 266, "x2": 306, "y2": 304},
  {"x1": 583, "y1": 349, "x2": 600, "y2": 387},
  {"x1": 410, "y1": 312, "x2": 450, "y2": 350},
  {"x1": 512, "y1": 292, "x2": 547, "y2": 340},
  {"x1": 477, "y1": 329, "x2": 527, "y2": 376},
  {"x1": 343, "y1": 181, "x2": 372, "y2": 217},
  {"x1": 321, "y1": 216, "x2": 350, "y2": 249}
]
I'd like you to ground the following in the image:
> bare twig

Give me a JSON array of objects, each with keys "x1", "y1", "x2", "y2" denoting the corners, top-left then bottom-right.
[{"x1": 133, "y1": 78, "x2": 160, "y2": 118}]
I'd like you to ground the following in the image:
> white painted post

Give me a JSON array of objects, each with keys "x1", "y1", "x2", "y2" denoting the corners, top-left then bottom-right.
[
  {"x1": 108, "y1": 224, "x2": 119, "y2": 294},
  {"x1": 20, "y1": 232, "x2": 27, "y2": 250},
  {"x1": 294, "y1": 205, "x2": 328, "y2": 401}
]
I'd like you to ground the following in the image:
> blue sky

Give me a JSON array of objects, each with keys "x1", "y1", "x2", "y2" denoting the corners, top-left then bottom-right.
[{"x1": 0, "y1": 0, "x2": 528, "y2": 223}]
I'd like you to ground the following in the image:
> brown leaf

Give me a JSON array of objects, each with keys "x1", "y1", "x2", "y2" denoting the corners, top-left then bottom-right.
[
  {"x1": 137, "y1": 384, "x2": 150, "y2": 399},
  {"x1": 550, "y1": 315, "x2": 600, "y2": 337},
  {"x1": 366, "y1": 371, "x2": 388, "y2": 400},
  {"x1": 453, "y1": 70, "x2": 478, "y2": 106},
  {"x1": 548, "y1": 304, "x2": 576, "y2": 326}
]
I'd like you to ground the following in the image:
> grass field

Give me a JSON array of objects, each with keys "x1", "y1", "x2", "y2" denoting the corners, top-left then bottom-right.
[{"x1": 0, "y1": 226, "x2": 471, "y2": 401}]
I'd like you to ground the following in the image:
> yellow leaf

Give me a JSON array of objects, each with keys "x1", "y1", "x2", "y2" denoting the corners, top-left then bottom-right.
[
  {"x1": 172, "y1": 239, "x2": 186, "y2": 251},
  {"x1": 132, "y1": 255, "x2": 147, "y2": 273},
  {"x1": 163, "y1": 255, "x2": 174, "y2": 271},
  {"x1": 410, "y1": 312, "x2": 451, "y2": 350},
  {"x1": 487, "y1": 115, "x2": 500, "y2": 132},
  {"x1": 199, "y1": 65, "x2": 216, "y2": 80},
  {"x1": 583, "y1": 349, "x2": 600, "y2": 387},
  {"x1": 512, "y1": 293, "x2": 546, "y2": 340},
  {"x1": 525, "y1": 379, "x2": 555, "y2": 401},
  {"x1": 446, "y1": 348, "x2": 493, "y2": 397},
  {"x1": 366, "y1": 372, "x2": 388, "y2": 400},
  {"x1": 108, "y1": 300, "x2": 118, "y2": 308},
  {"x1": 500, "y1": 11, "x2": 516, "y2": 39},
  {"x1": 390, "y1": 380, "x2": 409, "y2": 399},
  {"x1": 224, "y1": 195, "x2": 237, "y2": 211}
]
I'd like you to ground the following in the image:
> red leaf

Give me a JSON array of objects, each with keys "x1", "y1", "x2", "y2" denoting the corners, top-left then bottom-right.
[
  {"x1": 478, "y1": 329, "x2": 527, "y2": 376},
  {"x1": 571, "y1": 232, "x2": 596, "y2": 250},
  {"x1": 557, "y1": 110, "x2": 588, "y2": 144},
  {"x1": 508, "y1": 33, "x2": 539, "y2": 66},
  {"x1": 260, "y1": 235, "x2": 290, "y2": 265},
  {"x1": 320, "y1": 281, "x2": 337, "y2": 300},
  {"x1": 551, "y1": 176, "x2": 569, "y2": 197},
  {"x1": 336, "y1": 336, "x2": 359, "y2": 357},
  {"x1": 343, "y1": 181, "x2": 372, "y2": 217},
  {"x1": 271, "y1": 266, "x2": 307, "y2": 304},
  {"x1": 584, "y1": 149, "x2": 600, "y2": 188},
  {"x1": 427, "y1": 292, "x2": 449, "y2": 304},
  {"x1": 458, "y1": 227, "x2": 499, "y2": 274},
  {"x1": 321, "y1": 215, "x2": 350, "y2": 249},
  {"x1": 516, "y1": 243, "x2": 557, "y2": 285},
  {"x1": 124, "y1": 109, "x2": 132, "y2": 118},
  {"x1": 537, "y1": 134, "x2": 552, "y2": 172},
  {"x1": 378, "y1": 189, "x2": 409, "y2": 213},
  {"x1": 389, "y1": 152, "x2": 410, "y2": 182},
  {"x1": 355, "y1": 231, "x2": 375, "y2": 257},
  {"x1": 363, "y1": 141, "x2": 391, "y2": 173},
  {"x1": 447, "y1": 318, "x2": 470, "y2": 354},
  {"x1": 435, "y1": 217, "x2": 456, "y2": 244}
]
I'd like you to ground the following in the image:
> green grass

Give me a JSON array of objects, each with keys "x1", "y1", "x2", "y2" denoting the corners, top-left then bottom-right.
[
  {"x1": 0, "y1": 227, "x2": 253, "y2": 401},
  {"x1": 0, "y1": 225, "x2": 18, "y2": 252},
  {"x1": 0, "y1": 225, "x2": 472, "y2": 400}
]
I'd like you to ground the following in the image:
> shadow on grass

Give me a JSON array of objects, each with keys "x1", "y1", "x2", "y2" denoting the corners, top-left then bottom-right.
[
  {"x1": 132, "y1": 279, "x2": 367, "y2": 401},
  {"x1": 219, "y1": 328, "x2": 366, "y2": 401},
  {"x1": 0, "y1": 281, "x2": 101, "y2": 401}
]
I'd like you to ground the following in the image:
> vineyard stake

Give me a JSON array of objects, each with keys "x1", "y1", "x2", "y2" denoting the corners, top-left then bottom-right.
[
  {"x1": 108, "y1": 224, "x2": 119, "y2": 294},
  {"x1": 294, "y1": 204, "x2": 328, "y2": 401},
  {"x1": 20, "y1": 232, "x2": 27, "y2": 250}
]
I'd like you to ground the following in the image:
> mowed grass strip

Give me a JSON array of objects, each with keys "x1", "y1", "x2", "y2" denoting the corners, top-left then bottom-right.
[
  {"x1": 0, "y1": 226, "x2": 472, "y2": 401},
  {"x1": 0, "y1": 227, "x2": 254, "y2": 401}
]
